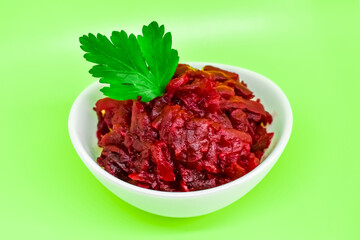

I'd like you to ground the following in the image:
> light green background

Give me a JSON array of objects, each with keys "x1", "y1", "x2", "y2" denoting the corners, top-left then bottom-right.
[{"x1": 1, "y1": 0, "x2": 359, "y2": 239}]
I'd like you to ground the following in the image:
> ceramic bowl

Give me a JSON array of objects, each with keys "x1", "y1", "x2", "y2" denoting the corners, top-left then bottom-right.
[{"x1": 68, "y1": 62, "x2": 292, "y2": 218}]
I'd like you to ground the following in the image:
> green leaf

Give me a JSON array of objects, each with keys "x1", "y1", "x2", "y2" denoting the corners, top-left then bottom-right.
[
  {"x1": 137, "y1": 22, "x2": 179, "y2": 92},
  {"x1": 79, "y1": 21, "x2": 179, "y2": 102}
]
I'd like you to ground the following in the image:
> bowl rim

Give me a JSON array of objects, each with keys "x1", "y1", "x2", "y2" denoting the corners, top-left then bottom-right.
[{"x1": 68, "y1": 62, "x2": 293, "y2": 199}]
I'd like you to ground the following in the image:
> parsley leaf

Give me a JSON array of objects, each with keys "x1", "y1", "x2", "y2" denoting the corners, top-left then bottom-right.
[{"x1": 79, "y1": 21, "x2": 179, "y2": 102}]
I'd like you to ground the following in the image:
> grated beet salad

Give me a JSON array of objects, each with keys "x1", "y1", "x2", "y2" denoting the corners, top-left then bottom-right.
[{"x1": 94, "y1": 64, "x2": 273, "y2": 192}]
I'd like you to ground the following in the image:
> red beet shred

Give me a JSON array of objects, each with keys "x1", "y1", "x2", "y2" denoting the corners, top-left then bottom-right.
[{"x1": 94, "y1": 64, "x2": 273, "y2": 192}]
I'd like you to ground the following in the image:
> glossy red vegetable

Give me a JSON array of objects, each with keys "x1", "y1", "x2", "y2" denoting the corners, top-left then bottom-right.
[{"x1": 94, "y1": 64, "x2": 273, "y2": 192}]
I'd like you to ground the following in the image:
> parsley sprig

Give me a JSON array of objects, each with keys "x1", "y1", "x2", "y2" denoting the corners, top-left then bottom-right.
[{"x1": 79, "y1": 21, "x2": 179, "y2": 102}]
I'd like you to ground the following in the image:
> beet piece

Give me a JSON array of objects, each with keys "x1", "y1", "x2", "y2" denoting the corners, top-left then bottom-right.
[
  {"x1": 166, "y1": 72, "x2": 190, "y2": 98},
  {"x1": 179, "y1": 165, "x2": 206, "y2": 182},
  {"x1": 94, "y1": 98, "x2": 133, "y2": 143},
  {"x1": 218, "y1": 128, "x2": 252, "y2": 145},
  {"x1": 230, "y1": 109, "x2": 250, "y2": 132},
  {"x1": 125, "y1": 100, "x2": 158, "y2": 152},
  {"x1": 152, "y1": 105, "x2": 190, "y2": 157},
  {"x1": 187, "y1": 179, "x2": 217, "y2": 191},
  {"x1": 224, "y1": 162, "x2": 246, "y2": 180},
  {"x1": 234, "y1": 81, "x2": 254, "y2": 99},
  {"x1": 185, "y1": 118, "x2": 211, "y2": 162},
  {"x1": 133, "y1": 149, "x2": 151, "y2": 172},
  {"x1": 99, "y1": 130, "x2": 124, "y2": 148},
  {"x1": 203, "y1": 65, "x2": 239, "y2": 81},
  {"x1": 216, "y1": 83, "x2": 235, "y2": 99},
  {"x1": 247, "y1": 154, "x2": 260, "y2": 171},
  {"x1": 149, "y1": 97, "x2": 169, "y2": 120},
  {"x1": 172, "y1": 64, "x2": 194, "y2": 78},
  {"x1": 150, "y1": 141, "x2": 176, "y2": 182},
  {"x1": 94, "y1": 108, "x2": 109, "y2": 142},
  {"x1": 203, "y1": 141, "x2": 219, "y2": 173}
]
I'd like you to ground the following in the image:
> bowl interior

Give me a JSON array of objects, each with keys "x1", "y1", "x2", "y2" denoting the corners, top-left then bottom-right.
[
  {"x1": 70, "y1": 83, "x2": 103, "y2": 160},
  {"x1": 69, "y1": 62, "x2": 292, "y2": 195}
]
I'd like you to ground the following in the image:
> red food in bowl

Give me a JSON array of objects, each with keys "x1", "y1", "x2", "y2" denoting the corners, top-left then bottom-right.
[{"x1": 94, "y1": 64, "x2": 273, "y2": 192}]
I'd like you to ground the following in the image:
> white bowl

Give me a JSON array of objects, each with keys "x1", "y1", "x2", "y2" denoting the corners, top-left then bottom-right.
[{"x1": 68, "y1": 62, "x2": 293, "y2": 218}]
